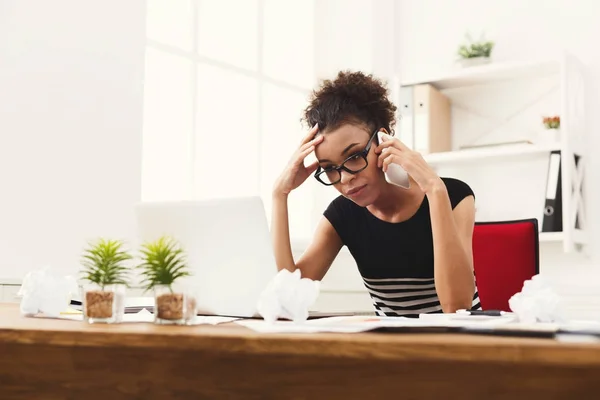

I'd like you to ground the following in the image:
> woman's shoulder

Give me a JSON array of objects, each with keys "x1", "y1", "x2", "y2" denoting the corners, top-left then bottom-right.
[{"x1": 440, "y1": 177, "x2": 475, "y2": 209}]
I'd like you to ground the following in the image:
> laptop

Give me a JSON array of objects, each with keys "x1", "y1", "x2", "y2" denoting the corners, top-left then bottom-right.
[{"x1": 135, "y1": 196, "x2": 278, "y2": 318}]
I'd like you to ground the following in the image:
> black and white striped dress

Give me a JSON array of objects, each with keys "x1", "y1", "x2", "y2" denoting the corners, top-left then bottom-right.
[
  {"x1": 363, "y1": 276, "x2": 481, "y2": 317},
  {"x1": 324, "y1": 177, "x2": 482, "y2": 318}
]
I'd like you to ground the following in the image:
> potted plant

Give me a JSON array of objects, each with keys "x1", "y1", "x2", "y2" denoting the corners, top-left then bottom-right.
[
  {"x1": 80, "y1": 238, "x2": 132, "y2": 323},
  {"x1": 138, "y1": 236, "x2": 196, "y2": 325},
  {"x1": 457, "y1": 32, "x2": 495, "y2": 67},
  {"x1": 537, "y1": 115, "x2": 561, "y2": 144},
  {"x1": 543, "y1": 115, "x2": 560, "y2": 129}
]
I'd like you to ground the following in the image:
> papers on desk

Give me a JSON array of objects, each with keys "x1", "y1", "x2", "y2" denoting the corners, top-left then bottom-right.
[
  {"x1": 237, "y1": 317, "x2": 385, "y2": 333},
  {"x1": 57, "y1": 307, "x2": 84, "y2": 321},
  {"x1": 238, "y1": 313, "x2": 600, "y2": 340},
  {"x1": 121, "y1": 308, "x2": 239, "y2": 325},
  {"x1": 236, "y1": 314, "x2": 518, "y2": 334},
  {"x1": 123, "y1": 297, "x2": 155, "y2": 314},
  {"x1": 31, "y1": 307, "x2": 238, "y2": 325},
  {"x1": 122, "y1": 308, "x2": 154, "y2": 322}
]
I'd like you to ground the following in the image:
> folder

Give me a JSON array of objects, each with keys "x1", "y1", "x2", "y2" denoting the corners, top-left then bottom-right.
[
  {"x1": 574, "y1": 154, "x2": 581, "y2": 230},
  {"x1": 397, "y1": 86, "x2": 414, "y2": 149},
  {"x1": 542, "y1": 151, "x2": 562, "y2": 232},
  {"x1": 412, "y1": 84, "x2": 451, "y2": 154}
]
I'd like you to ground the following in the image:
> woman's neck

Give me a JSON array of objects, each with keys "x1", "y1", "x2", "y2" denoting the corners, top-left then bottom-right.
[{"x1": 367, "y1": 177, "x2": 425, "y2": 223}]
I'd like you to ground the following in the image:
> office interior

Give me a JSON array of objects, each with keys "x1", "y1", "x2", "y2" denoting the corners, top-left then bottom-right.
[
  {"x1": 3, "y1": 0, "x2": 600, "y2": 397},
  {"x1": 1, "y1": 0, "x2": 598, "y2": 320}
]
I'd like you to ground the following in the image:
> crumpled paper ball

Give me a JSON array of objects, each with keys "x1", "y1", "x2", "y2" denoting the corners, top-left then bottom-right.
[
  {"x1": 18, "y1": 266, "x2": 79, "y2": 318},
  {"x1": 508, "y1": 274, "x2": 565, "y2": 324},
  {"x1": 257, "y1": 269, "x2": 320, "y2": 324}
]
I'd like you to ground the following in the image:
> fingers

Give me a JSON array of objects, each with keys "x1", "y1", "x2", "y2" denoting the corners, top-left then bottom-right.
[
  {"x1": 305, "y1": 160, "x2": 319, "y2": 174},
  {"x1": 375, "y1": 136, "x2": 409, "y2": 154},
  {"x1": 298, "y1": 141, "x2": 317, "y2": 162},
  {"x1": 299, "y1": 134, "x2": 323, "y2": 155},
  {"x1": 377, "y1": 147, "x2": 399, "y2": 169},
  {"x1": 300, "y1": 123, "x2": 319, "y2": 146},
  {"x1": 381, "y1": 154, "x2": 398, "y2": 172}
]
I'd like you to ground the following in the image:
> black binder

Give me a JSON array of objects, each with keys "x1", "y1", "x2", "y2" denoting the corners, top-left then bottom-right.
[{"x1": 542, "y1": 151, "x2": 562, "y2": 232}]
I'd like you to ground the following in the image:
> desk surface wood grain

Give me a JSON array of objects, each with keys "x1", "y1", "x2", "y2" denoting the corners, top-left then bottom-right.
[{"x1": 1, "y1": 303, "x2": 600, "y2": 399}]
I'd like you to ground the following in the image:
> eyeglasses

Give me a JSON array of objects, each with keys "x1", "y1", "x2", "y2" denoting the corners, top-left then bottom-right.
[{"x1": 314, "y1": 128, "x2": 380, "y2": 186}]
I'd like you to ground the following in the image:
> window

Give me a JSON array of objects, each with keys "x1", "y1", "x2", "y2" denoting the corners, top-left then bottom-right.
[{"x1": 142, "y1": 0, "x2": 317, "y2": 241}]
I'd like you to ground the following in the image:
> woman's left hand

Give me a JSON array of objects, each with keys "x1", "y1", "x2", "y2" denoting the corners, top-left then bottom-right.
[{"x1": 375, "y1": 134, "x2": 444, "y2": 194}]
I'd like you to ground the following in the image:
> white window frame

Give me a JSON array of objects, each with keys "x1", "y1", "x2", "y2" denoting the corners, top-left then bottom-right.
[{"x1": 143, "y1": 0, "x2": 320, "y2": 244}]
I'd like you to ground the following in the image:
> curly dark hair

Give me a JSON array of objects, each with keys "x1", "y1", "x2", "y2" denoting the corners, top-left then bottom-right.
[{"x1": 302, "y1": 70, "x2": 397, "y2": 136}]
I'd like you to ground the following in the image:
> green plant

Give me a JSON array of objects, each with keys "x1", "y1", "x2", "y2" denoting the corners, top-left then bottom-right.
[
  {"x1": 457, "y1": 32, "x2": 494, "y2": 59},
  {"x1": 138, "y1": 236, "x2": 191, "y2": 292},
  {"x1": 543, "y1": 115, "x2": 560, "y2": 129},
  {"x1": 81, "y1": 238, "x2": 132, "y2": 290}
]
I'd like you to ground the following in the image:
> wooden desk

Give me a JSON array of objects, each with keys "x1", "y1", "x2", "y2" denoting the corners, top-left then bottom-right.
[{"x1": 1, "y1": 303, "x2": 599, "y2": 399}]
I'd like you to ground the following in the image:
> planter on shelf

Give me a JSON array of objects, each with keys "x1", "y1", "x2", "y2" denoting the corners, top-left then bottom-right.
[
  {"x1": 458, "y1": 56, "x2": 491, "y2": 68},
  {"x1": 537, "y1": 116, "x2": 561, "y2": 145},
  {"x1": 457, "y1": 32, "x2": 494, "y2": 68},
  {"x1": 536, "y1": 128, "x2": 561, "y2": 146}
]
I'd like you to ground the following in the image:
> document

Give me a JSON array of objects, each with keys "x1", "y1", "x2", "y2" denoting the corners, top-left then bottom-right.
[{"x1": 235, "y1": 315, "x2": 515, "y2": 334}]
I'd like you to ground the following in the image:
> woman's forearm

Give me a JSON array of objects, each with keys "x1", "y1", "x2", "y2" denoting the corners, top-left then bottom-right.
[
  {"x1": 271, "y1": 192, "x2": 296, "y2": 272},
  {"x1": 427, "y1": 183, "x2": 475, "y2": 312}
]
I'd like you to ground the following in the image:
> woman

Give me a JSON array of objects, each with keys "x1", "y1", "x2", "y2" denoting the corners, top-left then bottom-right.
[{"x1": 272, "y1": 71, "x2": 481, "y2": 317}]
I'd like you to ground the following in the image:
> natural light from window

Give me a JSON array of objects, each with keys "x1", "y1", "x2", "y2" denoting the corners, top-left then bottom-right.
[{"x1": 142, "y1": 0, "x2": 317, "y2": 242}]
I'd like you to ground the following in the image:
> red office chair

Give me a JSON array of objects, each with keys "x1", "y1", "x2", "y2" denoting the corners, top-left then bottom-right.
[{"x1": 472, "y1": 218, "x2": 539, "y2": 312}]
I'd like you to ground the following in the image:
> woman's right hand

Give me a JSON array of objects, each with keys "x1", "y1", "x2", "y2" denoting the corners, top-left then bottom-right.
[{"x1": 274, "y1": 124, "x2": 324, "y2": 196}]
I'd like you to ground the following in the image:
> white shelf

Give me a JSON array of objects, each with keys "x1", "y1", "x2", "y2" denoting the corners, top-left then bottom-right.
[
  {"x1": 0, "y1": 278, "x2": 22, "y2": 285},
  {"x1": 401, "y1": 59, "x2": 560, "y2": 90},
  {"x1": 539, "y1": 230, "x2": 587, "y2": 245},
  {"x1": 424, "y1": 142, "x2": 560, "y2": 165},
  {"x1": 539, "y1": 230, "x2": 587, "y2": 244},
  {"x1": 397, "y1": 52, "x2": 587, "y2": 254},
  {"x1": 539, "y1": 232, "x2": 563, "y2": 243}
]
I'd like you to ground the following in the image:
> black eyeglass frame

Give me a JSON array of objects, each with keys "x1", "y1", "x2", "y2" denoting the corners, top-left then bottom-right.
[{"x1": 313, "y1": 128, "x2": 381, "y2": 186}]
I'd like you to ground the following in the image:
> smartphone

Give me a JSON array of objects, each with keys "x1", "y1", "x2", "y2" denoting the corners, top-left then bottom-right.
[{"x1": 378, "y1": 131, "x2": 410, "y2": 189}]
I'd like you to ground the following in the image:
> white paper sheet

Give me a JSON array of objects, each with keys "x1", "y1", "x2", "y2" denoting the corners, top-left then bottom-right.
[
  {"x1": 121, "y1": 308, "x2": 154, "y2": 322},
  {"x1": 235, "y1": 315, "x2": 530, "y2": 334},
  {"x1": 190, "y1": 315, "x2": 240, "y2": 325},
  {"x1": 121, "y1": 309, "x2": 239, "y2": 325},
  {"x1": 30, "y1": 307, "x2": 238, "y2": 325},
  {"x1": 235, "y1": 319, "x2": 377, "y2": 333}
]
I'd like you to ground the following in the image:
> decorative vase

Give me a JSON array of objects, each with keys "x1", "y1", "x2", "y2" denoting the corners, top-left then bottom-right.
[
  {"x1": 83, "y1": 283, "x2": 125, "y2": 324},
  {"x1": 458, "y1": 56, "x2": 491, "y2": 68},
  {"x1": 153, "y1": 284, "x2": 197, "y2": 325}
]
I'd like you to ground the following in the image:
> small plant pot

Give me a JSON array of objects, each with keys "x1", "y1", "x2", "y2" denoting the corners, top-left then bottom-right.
[
  {"x1": 83, "y1": 284, "x2": 125, "y2": 324},
  {"x1": 536, "y1": 128, "x2": 561, "y2": 146},
  {"x1": 153, "y1": 285, "x2": 197, "y2": 325},
  {"x1": 458, "y1": 56, "x2": 491, "y2": 68}
]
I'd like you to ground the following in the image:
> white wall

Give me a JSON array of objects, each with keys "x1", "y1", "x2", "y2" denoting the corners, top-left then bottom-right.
[{"x1": 0, "y1": 0, "x2": 145, "y2": 279}]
